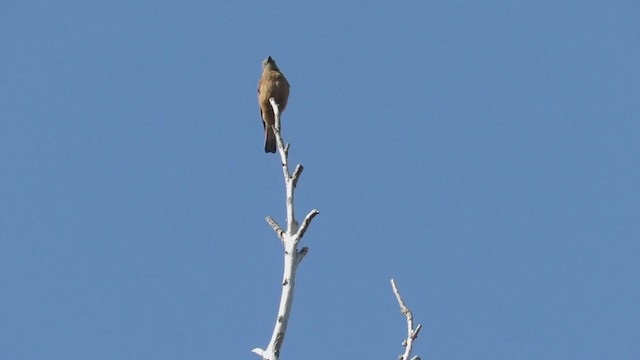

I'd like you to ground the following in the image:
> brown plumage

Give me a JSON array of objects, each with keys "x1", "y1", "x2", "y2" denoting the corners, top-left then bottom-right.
[{"x1": 257, "y1": 56, "x2": 290, "y2": 153}]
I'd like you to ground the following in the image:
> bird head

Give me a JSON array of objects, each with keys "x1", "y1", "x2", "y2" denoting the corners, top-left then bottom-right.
[{"x1": 262, "y1": 56, "x2": 280, "y2": 71}]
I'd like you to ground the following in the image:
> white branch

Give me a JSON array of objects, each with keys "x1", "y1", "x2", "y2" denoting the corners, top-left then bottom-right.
[
  {"x1": 296, "y1": 209, "x2": 320, "y2": 243},
  {"x1": 291, "y1": 164, "x2": 303, "y2": 188},
  {"x1": 391, "y1": 279, "x2": 423, "y2": 360},
  {"x1": 271, "y1": 97, "x2": 282, "y2": 141},
  {"x1": 252, "y1": 348, "x2": 264, "y2": 357},
  {"x1": 255, "y1": 98, "x2": 319, "y2": 360},
  {"x1": 269, "y1": 97, "x2": 297, "y2": 234},
  {"x1": 265, "y1": 216, "x2": 285, "y2": 242}
]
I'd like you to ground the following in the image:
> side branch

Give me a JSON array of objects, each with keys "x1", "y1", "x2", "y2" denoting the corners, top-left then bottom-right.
[
  {"x1": 391, "y1": 279, "x2": 423, "y2": 360},
  {"x1": 296, "y1": 209, "x2": 320, "y2": 242},
  {"x1": 292, "y1": 165, "x2": 304, "y2": 188},
  {"x1": 265, "y1": 216, "x2": 285, "y2": 242}
]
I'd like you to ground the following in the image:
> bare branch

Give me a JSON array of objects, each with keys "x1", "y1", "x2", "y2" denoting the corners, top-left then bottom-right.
[
  {"x1": 269, "y1": 98, "x2": 289, "y2": 183},
  {"x1": 269, "y1": 97, "x2": 289, "y2": 161},
  {"x1": 296, "y1": 209, "x2": 320, "y2": 242},
  {"x1": 270, "y1": 97, "x2": 281, "y2": 133},
  {"x1": 291, "y1": 164, "x2": 304, "y2": 188},
  {"x1": 255, "y1": 95, "x2": 319, "y2": 360},
  {"x1": 391, "y1": 279, "x2": 423, "y2": 360},
  {"x1": 265, "y1": 216, "x2": 285, "y2": 242}
]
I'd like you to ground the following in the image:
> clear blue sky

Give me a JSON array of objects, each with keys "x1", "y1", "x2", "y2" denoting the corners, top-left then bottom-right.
[{"x1": 1, "y1": 1, "x2": 638, "y2": 359}]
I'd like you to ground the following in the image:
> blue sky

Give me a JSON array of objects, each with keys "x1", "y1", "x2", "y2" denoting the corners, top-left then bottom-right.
[{"x1": 1, "y1": 1, "x2": 639, "y2": 359}]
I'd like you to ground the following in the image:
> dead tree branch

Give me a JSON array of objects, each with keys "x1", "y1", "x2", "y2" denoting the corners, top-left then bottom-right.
[
  {"x1": 391, "y1": 279, "x2": 423, "y2": 360},
  {"x1": 252, "y1": 98, "x2": 320, "y2": 360}
]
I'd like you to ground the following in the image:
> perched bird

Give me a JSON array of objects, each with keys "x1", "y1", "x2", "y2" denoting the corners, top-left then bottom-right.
[{"x1": 258, "y1": 56, "x2": 290, "y2": 153}]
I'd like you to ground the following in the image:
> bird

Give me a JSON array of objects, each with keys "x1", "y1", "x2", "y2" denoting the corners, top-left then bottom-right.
[{"x1": 258, "y1": 56, "x2": 290, "y2": 153}]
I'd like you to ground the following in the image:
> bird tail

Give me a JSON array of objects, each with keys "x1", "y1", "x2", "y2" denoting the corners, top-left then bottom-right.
[{"x1": 264, "y1": 127, "x2": 276, "y2": 153}]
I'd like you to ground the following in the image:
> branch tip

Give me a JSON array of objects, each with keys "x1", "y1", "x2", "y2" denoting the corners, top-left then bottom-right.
[
  {"x1": 292, "y1": 165, "x2": 304, "y2": 187},
  {"x1": 390, "y1": 278, "x2": 422, "y2": 360},
  {"x1": 412, "y1": 324, "x2": 423, "y2": 339}
]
